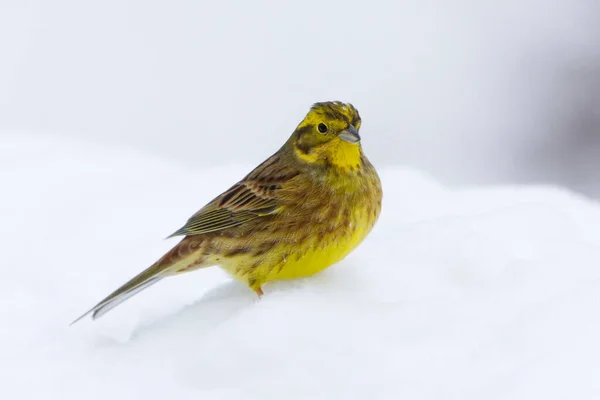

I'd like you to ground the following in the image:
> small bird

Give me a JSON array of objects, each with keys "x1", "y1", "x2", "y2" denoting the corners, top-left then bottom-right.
[{"x1": 73, "y1": 101, "x2": 382, "y2": 322}]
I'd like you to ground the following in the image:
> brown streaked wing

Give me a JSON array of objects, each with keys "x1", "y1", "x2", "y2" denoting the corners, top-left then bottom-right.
[{"x1": 168, "y1": 154, "x2": 298, "y2": 237}]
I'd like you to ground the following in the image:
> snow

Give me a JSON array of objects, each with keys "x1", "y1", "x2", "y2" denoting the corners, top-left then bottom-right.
[{"x1": 2, "y1": 133, "x2": 600, "y2": 399}]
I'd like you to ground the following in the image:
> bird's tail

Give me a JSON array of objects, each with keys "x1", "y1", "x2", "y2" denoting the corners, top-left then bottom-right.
[
  {"x1": 71, "y1": 237, "x2": 208, "y2": 324},
  {"x1": 70, "y1": 265, "x2": 166, "y2": 324}
]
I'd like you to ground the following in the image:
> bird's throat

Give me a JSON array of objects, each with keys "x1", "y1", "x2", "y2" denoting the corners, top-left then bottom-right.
[{"x1": 294, "y1": 140, "x2": 362, "y2": 171}]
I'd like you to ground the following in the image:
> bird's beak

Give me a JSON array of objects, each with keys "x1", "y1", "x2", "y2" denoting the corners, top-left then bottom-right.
[{"x1": 338, "y1": 125, "x2": 361, "y2": 143}]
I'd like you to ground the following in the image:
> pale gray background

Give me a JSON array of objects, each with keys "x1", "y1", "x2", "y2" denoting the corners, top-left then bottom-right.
[{"x1": 1, "y1": 0, "x2": 599, "y2": 195}]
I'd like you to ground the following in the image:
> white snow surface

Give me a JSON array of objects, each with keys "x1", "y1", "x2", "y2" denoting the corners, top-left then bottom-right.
[{"x1": 2, "y1": 134, "x2": 600, "y2": 399}]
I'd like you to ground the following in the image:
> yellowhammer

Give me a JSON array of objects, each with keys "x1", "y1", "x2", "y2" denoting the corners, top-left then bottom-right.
[{"x1": 74, "y1": 101, "x2": 382, "y2": 322}]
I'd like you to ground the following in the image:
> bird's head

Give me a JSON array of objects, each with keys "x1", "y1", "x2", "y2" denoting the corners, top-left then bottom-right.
[{"x1": 289, "y1": 101, "x2": 363, "y2": 171}]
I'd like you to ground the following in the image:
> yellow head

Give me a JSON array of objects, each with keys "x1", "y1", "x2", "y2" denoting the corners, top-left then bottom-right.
[{"x1": 288, "y1": 101, "x2": 363, "y2": 171}]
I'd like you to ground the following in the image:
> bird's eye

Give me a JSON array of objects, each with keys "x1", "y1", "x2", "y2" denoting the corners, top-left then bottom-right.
[{"x1": 317, "y1": 123, "x2": 328, "y2": 134}]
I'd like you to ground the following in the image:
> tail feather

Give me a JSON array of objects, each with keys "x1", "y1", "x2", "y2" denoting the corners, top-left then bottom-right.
[
  {"x1": 70, "y1": 261, "x2": 169, "y2": 325},
  {"x1": 70, "y1": 276, "x2": 164, "y2": 325},
  {"x1": 90, "y1": 277, "x2": 163, "y2": 319},
  {"x1": 71, "y1": 237, "x2": 209, "y2": 324}
]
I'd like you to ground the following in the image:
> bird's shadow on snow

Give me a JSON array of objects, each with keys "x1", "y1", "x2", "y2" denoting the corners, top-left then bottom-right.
[
  {"x1": 127, "y1": 266, "x2": 362, "y2": 342},
  {"x1": 130, "y1": 280, "x2": 258, "y2": 342}
]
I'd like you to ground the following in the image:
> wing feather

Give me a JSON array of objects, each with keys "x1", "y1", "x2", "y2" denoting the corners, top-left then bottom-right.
[{"x1": 168, "y1": 154, "x2": 297, "y2": 237}]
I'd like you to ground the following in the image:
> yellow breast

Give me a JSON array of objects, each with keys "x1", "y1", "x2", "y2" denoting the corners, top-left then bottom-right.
[
  {"x1": 220, "y1": 158, "x2": 382, "y2": 288},
  {"x1": 266, "y1": 205, "x2": 375, "y2": 281}
]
